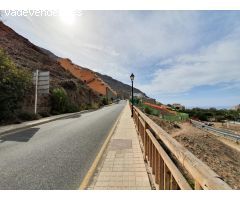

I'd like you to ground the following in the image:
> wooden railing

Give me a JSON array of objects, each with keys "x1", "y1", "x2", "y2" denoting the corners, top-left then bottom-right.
[{"x1": 132, "y1": 105, "x2": 231, "y2": 190}]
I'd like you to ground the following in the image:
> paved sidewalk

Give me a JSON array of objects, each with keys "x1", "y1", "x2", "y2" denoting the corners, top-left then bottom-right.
[{"x1": 88, "y1": 104, "x2": 151, "y2": 190}]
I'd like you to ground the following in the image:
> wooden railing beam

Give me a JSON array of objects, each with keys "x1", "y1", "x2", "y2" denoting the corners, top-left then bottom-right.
[{"x1": 133, "y1": 106, "x2": 232, "y2": 190}]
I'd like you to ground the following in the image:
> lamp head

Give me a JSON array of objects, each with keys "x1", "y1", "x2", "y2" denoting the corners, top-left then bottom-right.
[{"x1": 130, "y1": 73, "x2": 135, "y2": 81}]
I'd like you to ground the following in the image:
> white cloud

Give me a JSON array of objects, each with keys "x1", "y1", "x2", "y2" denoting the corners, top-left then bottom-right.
[
  {"x1": 4, "y1": 11, "x2": 201, "y2": 84},
  {"x1": 139, "y1": 27, "x2": 240, "y2": 95},
  {"x1": 4, "y1": 11, "x2": 240, "y2": 107}
]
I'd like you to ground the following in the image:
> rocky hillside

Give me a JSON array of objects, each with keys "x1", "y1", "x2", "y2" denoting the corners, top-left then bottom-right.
[
  {"x1": 0, "y1": 21, "x2": 100, "y2": 114},
  {"x1": 96, "y1": 73, "x2": 147, "y2": 99},
  {"x1": 58, "y1": 58, "x2": 117, "y2": 99},
  {"x1": 0, "y1": 21, "x2": 147, "y2": 115}
]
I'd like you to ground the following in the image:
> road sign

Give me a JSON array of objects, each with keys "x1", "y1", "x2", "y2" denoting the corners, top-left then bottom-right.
[
  {"x1": 33, "y1": 70, "x2": 50, "y2": 114},
  {"x1": 33, "y1": 71, "x2": 50, "y2": 94}
]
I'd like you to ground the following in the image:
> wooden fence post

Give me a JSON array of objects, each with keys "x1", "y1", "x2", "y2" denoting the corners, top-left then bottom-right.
[
  {"x1": 155, "y1": 150, "x2": 160, "y2": 185},
  {"x1": 159, "y1": 157, "x2": 164, "y2": 190},
  {"x1": 164, "y1": 164, "x2": 171, "y2": 190}
]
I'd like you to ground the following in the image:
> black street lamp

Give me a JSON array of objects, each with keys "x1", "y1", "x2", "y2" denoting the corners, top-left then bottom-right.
[{"x1": 130, "y1": 73, "x2": 135, "y2": 117}]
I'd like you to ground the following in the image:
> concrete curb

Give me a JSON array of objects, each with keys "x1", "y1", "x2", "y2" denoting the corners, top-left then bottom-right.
[
  {"x1": 0, "y1": 102, "x2": 120, "y2": 137},
  {"x1": 0, "y1": 109, "x2": 97, "y2": 137}
]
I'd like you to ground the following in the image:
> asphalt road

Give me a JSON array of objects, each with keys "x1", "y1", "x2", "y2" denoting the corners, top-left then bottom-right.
[
  {"x1": 191, "y1": 119, "x2": 240, "y2": 141},
  {"x1": 0, "y1": 101, "x2": 126, "y2": 189}
]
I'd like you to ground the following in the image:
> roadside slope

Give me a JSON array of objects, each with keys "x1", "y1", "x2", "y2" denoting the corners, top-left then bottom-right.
[{"x1": 0, "y1": 21, "x2": 100, "y2": 116}]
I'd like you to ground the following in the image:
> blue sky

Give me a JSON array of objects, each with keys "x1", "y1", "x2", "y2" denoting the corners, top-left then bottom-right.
[{"x1": 2, "y1": 11, "x2": 240, "y2": 108}]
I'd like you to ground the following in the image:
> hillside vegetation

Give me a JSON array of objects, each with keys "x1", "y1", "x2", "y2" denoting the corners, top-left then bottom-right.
[
  {"x1": 0, "y1": 21, "x2": 146, "y2": 124},
  {"x1": 0, "y1": 22, "x2": 102, "y2": 123},
  {"x1": 185, "y1": 107, "x2": 240, "y2": 122},
  {"x1": 0, "y1": 49, "x2": 32, "y2": 122},
  {"x1": 0, "y1": 49, "x2": 103, "y2": 124}
]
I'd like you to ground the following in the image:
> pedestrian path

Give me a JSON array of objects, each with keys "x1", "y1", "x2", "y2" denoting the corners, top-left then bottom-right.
[{"x1": 88, "y1": 104, "x2": 151, "y2": 190}]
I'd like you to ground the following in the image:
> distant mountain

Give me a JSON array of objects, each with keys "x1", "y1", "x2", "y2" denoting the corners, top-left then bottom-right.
[{"x1": 96, "y1": 73, "x2": 147, "y2": 99}]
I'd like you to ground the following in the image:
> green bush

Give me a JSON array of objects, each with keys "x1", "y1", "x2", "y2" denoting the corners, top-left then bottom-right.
[
  {"x1": 144, "y1": 106, "x2": 152, "y2": 115},
  {"x1": 80, "y1": 104, "x2": 89, "y2": 110},
  {"x1": 184, "y1": 107, "x2": 240, "y2": 122},
  {"x1": 51, "y1": 88, "x2": 68, "y2": 114},
  {"x1": 143, "y1": 106, "x2": 159, "y2": 116},
  {"x1": 130, "y1": 98, "x2": 139, "y2": 105},
  {"x1": 101, "y1": 97, "x2": 108, "y2": 106},
  {"x1": 51, "y1": 87, "x2": 70, "y2": 114},
  {"x1": 38, "y1": 111, "x2": 50, "y2": 118},
  {"x1": 82, "y1": 103, "x2": 100, "y2": 110},
  {"x1": 66, "y1": 102, "x2": 79, "y2": 113},
  {"x1": 0, "y1": 49, "x2": 31, "y2": 122},
  {"x1": 17, "y1": 111, "x2": 39, "y2": 121},
  {"x1": 51, "y1": 87, "x2": 80, "y2": 114},
  {"x1": 91, "y1": 103, "x2": 100, "y2": 109}
]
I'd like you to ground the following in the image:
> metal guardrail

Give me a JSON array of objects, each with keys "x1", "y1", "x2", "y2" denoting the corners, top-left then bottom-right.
[
  {"x1": 132, "y1": 105, "x2": 231, "y2": 190},
  {"x1": 229, "y1": 121, "x2": 240, "y2": 125},
  {"x1": 191, "y1": 120, "x2": 240, "y2": 142}
]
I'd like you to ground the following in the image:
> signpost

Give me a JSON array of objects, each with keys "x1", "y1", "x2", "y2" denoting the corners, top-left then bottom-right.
[{"x1": 33, "y1": 70, "x2": 50, "y2": 114}]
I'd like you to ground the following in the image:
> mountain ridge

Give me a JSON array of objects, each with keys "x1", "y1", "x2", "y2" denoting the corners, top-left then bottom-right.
[{"x1": 96, "y1": 72, "x2": 147, "y2": 99}]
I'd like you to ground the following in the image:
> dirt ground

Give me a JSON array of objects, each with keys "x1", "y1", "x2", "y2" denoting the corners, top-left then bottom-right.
[
  {"x1": 148, "y1": 115, "x2": 181, "y2": 133},
  {"x1": 149, "y1": 116, "x2": 240, "y2": 189}
]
